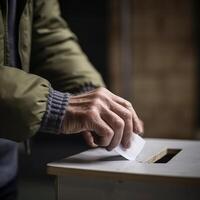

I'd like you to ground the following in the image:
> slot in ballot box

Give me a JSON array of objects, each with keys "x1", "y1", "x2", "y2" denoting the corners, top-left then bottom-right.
[{"x1": 47, "y1": 138, "x2": 200, "y2": 200}]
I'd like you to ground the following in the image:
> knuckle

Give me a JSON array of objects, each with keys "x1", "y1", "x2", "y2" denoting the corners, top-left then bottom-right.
[
  {"x1": 124, "y1": 100, "x2": 132, "y2": 108},
  {"x1": 106, "y1": 129, "x2": 114, "y2": 138},
  {"x1": 123, "y1": 110, "x2": 132, "y2": 120},
  {"x1": 115, "y1": 119, "x2": 125, "y2": 129}
]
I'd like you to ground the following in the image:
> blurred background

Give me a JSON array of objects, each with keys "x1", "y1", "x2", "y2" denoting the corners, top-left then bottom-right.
[
  {"x1": 108, "y1": 0, "x2": 200, "y2": 140},
  {"x1": 18, "y1": 0, "x2": 200, "y2": 199}
]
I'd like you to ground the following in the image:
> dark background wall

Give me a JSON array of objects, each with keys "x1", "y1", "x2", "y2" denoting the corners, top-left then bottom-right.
[{"x1": 130, "y1": 0, "x2": 198, "y2": 139}]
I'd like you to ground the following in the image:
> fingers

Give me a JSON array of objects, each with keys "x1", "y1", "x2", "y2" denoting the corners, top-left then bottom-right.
[
  {"x1": 109, "y1": 101, "x2": 133, "y2": 148},
  {"x1": 103, "y1": 88, "x2": 143, "y2": 134},
  {"x1": 87, "y1": 88, "x2": 143, "y2": 150},
  {"x1": 90, "y1": 114, "x2": 114, "y2": 147},
  {"x1": 82, "y1": 131, "x2": 98, "y2": 148},
  {"x1": 101, "y1": 109, "x2": 125, "y2": 151},
  {"x1": 138, "y1": 119, "x2": 144, "y2": 136},
  {"x1": 114, "y1": 100, "x2": 142, "y2": 133},
  {"x1": 63, "y1": 87, "x2": 144, "y2": 151}
]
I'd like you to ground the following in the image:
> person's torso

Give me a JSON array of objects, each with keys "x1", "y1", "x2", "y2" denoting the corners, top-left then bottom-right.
[{"x1": 0, "y1": 0, "x2": 33, "y2": 188}]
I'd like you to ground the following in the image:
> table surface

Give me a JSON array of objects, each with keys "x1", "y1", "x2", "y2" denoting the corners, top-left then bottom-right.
[{"x1": 47, "y1": 138, "x2": 200, "y2": 183}]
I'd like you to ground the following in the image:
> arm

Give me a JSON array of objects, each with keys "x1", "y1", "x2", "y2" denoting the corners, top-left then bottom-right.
[
  {"x1": 30, "y1": 0, "x2": 105, "y2": 137},
  {"x1": 30, "y1": 0, "x2": 105, "y2": 93},
  {"x1": 0, "y1": 66, "x2": 51, "y2": 142},
  {"x1": 29, "y1": 0, "x2": 143, "y2": 150}
]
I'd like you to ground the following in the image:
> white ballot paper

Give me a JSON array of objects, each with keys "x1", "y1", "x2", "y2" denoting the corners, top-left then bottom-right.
[{"x1": 114, "y1": 133, "x2": 145, "y2": 161}]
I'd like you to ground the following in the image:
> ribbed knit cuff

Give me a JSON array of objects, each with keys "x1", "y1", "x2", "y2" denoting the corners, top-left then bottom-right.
[{"x1": 40, "y1": 89, "x2": 70, "y2": 134}]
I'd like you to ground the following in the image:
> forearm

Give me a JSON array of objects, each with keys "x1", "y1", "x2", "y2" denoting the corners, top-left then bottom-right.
[{"x1": 31, "y1": 0, "x2": 105, "y2": 93}]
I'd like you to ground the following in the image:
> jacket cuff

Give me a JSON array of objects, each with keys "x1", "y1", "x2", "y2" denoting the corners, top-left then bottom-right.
[{"x1": 40, "y1": 89, "x2": 70, "y2": 134}]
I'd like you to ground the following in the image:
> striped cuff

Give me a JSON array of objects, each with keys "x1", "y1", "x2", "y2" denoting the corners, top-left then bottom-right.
[{"x1": 40, "y1": 89, "x2": 70, "y2": 134}]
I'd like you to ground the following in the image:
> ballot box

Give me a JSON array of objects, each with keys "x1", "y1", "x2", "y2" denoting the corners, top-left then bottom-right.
[{"x1": 47, "y1": 139, "x2": 200, "y2": 200}]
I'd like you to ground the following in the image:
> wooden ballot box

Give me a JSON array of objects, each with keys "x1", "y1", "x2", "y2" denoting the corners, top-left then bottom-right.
[{"x1": 47, "y1": 139, "x2": 200, "y2": 200}]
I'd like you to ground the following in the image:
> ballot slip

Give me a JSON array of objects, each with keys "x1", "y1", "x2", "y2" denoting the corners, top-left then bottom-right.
[{"x1": 113, "y1": 133, "x2": 145, "y2": 161}]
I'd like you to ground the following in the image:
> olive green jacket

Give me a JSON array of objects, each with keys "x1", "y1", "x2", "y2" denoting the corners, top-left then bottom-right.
[{"x1": 0, "y1": 0, "x2": 104, "y2": 142}]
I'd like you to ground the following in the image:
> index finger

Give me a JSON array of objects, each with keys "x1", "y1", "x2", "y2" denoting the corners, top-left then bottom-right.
[{"x1": 108, "y1": 93, "x2": 143, "y2": 133}]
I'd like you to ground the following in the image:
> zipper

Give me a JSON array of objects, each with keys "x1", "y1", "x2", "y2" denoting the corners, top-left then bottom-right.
[
  {"x1": 2, "y1": 0, "x2": 9, "y2": 66},
  {"x1": 18, "y1": 0, "x2": 28, "y2": 69}
]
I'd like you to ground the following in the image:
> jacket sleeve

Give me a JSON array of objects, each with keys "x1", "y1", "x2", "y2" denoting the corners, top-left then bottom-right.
[
  {"x1": 30, "y1": 0, "x2": 105, "y2": 93},
  {"x1": 0, "y1": 66, "x2": 51, "y2": 142}
]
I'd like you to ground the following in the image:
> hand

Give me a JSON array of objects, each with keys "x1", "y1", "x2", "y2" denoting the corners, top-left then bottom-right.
[
  {"x1": 61, "y1": 87, "x2": 143, "y2": 151},
  {"x1": 82, "y1": 120, "x2": 144, "y2": 148},
  {"x1": 81, "y1": 131, "x2": 98, "y2": 148}
]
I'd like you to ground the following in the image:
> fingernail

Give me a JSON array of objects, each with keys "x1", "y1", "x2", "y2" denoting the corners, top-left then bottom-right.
[
  {"x1": 135, "y1": 125, "x2": 143, "y2": 133},
  {"x1": 123, "y1": 141, "x2": 131, "y2": 149}
]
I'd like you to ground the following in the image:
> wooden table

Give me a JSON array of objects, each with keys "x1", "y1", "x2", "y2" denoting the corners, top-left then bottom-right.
[{"x1": 47, "y1": 138, "x2": 200, "y2": 200}]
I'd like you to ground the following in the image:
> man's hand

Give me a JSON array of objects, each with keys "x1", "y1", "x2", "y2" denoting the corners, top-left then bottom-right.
[{"x1": 62, "y1": 87, "x2": 143, "y2": 151}]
